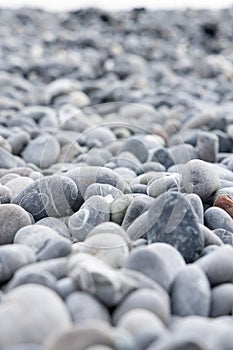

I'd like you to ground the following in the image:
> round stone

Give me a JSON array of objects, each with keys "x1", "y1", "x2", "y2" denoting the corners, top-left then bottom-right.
[
  {"x1": 204, "y1": 207, "x2": 233, "y2": 232},
  {"x1": 0, "y1": 204, "x2": 31, "y2": 244},
  {"x1": 12, "y1": 175, "x2": 78, "y2": 221},
  {"x1": 196, "y1": 131, "x2": 219, "y2": 163},
  {"x1": 21, "y1": 134, "x2": 60, "y2": 169},
  {"x1": 210, "y1": 284, "x2": 233, "y2": 317},
  {"x1": 0, "y1": 184, "x2": 12, "y2": 203},
  {"x1": 182, "y1": 159, "x2": 220, "y2": 201},
  {"x1": 5, "y1": 176, "x2": 33, "y2": 198}
]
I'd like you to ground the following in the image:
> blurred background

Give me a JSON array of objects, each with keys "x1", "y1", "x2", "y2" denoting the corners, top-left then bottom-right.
[{"x1": 0, "y1": 0, "x2": 233, "y2": 11}]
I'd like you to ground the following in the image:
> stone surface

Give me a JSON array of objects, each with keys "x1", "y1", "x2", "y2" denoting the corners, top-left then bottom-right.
[
  {"x1": 171, "y1": 265, "x2": 211, "y2": 317},
  {"x1": 147, "y1": 192, "x2": 204, "y2": 263},
  {"x1": 22, "y1": 134, "x2": 60, "y2": 169},
  {"x1": 12, "y1": 175, "x2": 78, "y2": 221},
  {"x1": 182, "y1": 160, "x2": 220, "y2": 201},
  {"x1": 14, "y1": 225, "x2": 71, "y2": 261},
  {"x1": 0, "y1": 204, "x2": 31, "y2": 244}
]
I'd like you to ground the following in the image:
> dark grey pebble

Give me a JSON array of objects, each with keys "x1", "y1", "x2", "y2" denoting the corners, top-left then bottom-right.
[
  {"x1": 150, "y1": 147, "x2": 174, "y2": 169},
  {"x1": 120, "y1": 137, "x2": 149, "y2": 163},
  {"x1": 12, "y1": 175, "x2": 78, "y2": 221},
  {"x1": 122, "y1": 195, "x2": 154, "y2": 230},
  {"x1": 147, "y1": 192, "x2": 204, "y2": 263}
]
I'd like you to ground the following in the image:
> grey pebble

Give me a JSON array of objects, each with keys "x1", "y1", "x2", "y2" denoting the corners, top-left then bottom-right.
[
  {"x1": 14, "y1": 225, "x2": 71, "y2": 261},
  {"x1": 147, "y1": 192, "x2": 204, "y2": 263},
  {"x1": 0, "y1": 244, "x2": 36, "y2": 282},
  {"x1": 204, "y1": 207, "x2": 233, "y2": 232},
  {"x1": 6, "y1": 176, "x2": 33, "y2": 198},
  {"x1": 196, "y1": 131, "x2": 219, "y2": 163},
  {"x1": 122, "y1": 195, "x2": 154, "y2": 230},
  {"x1": 195, "y1": 245, "x2": 233, "y2": 286},
  {"x1": 182, "y1": 160, "x2": 220, "y2": 201},
  {"x1": 22, "y1": 134, "x2": 60, "y2": 169},
  {"x1": 12, "y1": 175, "x2": 78, "y2": 221},
  {"x1": 171, "y1": 265, "x2": 211, "y2": 317},
  {"x1": 0, "y1": 204, "x2": 31, "y2": 244},
  {"x1": 68, "y1": 195, "x2": 110, "y2": 241},
  {"x1": 84, "y1": 183, "x2": 123, "y2": 201},
  {"x1": 36, "y1": 217, "x2": 71, "y2": 240},
  {"x1": 0, "y1": 184, "x2": 12, "y2": 203},
  {"x1": 210, "y1": 284, "x2": 233, "y2": 317},
  {"x1": 66, "y1": 291, "x2": 110, "y2": 324}
]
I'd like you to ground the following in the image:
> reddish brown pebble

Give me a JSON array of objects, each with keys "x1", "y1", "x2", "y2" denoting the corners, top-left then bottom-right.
[{"x1": 214, "y1": 195, "x2": 233, "y2": 219}]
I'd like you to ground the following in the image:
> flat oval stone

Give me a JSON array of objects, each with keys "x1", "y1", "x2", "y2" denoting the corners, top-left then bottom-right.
[
  {"x1": 0, "y1": 147, "x2": 25, "y2": 169},
  {"x1": 22, "y1": 134, "x2": 60, "y2": 169},
  {"x1": 195, "y1": 245, "x2": 233, "y2": 286},
  {"x1": 66, "y1": 291, "x2": 110, "y2": 324},
  {"x1": 213, "y1": 229, "x2": 233, "y2": 245},
  {"x1": 68, "y1": 195, "x2": 110, "y2": 241},
  {"x1": 147, "y1": 192, "x2": 204, "y2": 263},
  {"x1": 204, "y1": 207, "x2": 233, "y2": 232},
  {"x1": 147, "y1": 174, "x2": 181, "y2": 198},
  {"x1": 0, "y1": 244, "x2": 36, "y2": 282},
  {"x1": 0, "y1": 204, "x2": 31, "y2": 244},
  {"x1": 12, "y1": 175, "x2": 78, "y2": 221},
  {"x1": 110, "y1": 194, "x2": 133, "y2": 225},
  {"x1": 14, "y1": 225, "x2": 71, "y2": 261},
  {"x1": 185, "y1": 193, "x2": 204, "y2": 224},
  {"x1": 171, "y1": 265, "x2": 211, "y2": 317},
  {"x1": 0, "y1": 284, "x2": 71, "y2": 347},
  {"x1": 182, "y1": 159, "x2": 220, "y2": 201},
  {"x1": 112, "y1": 288, "x2": 170, "y2": 325}
]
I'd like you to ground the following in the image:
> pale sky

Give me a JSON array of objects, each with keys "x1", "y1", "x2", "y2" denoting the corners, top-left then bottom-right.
[{"x1": 0, "y1": 0, "x2": 233, "y2": 11}]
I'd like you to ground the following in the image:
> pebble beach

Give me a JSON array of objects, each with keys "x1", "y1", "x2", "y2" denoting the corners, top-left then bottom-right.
[{"x1": 0, "y1": 5, "x2": 233, "y2": 349}]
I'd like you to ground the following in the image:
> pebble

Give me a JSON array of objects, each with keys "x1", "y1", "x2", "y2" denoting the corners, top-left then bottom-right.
[
  {"x1": 12, "y1": 175, "x2": 78, "y2": 221},
  {"x1": 147, "y1": 173, "x2": 181, "y2": 198},
  {"x1": 36, "y1": 217, "x2": 71, "y2": 240},
  {"x1": 111, "y1": 194, "x2": 133, "y2": 225},
  {"x1": 66, "y1": 291, "x2": 110, "y2": 324},
  {"x1": 147, "y1": 192, "x2": 204, "y2": 263},
  {"x1": 213, "y1": 228, "x2": 233, "y2": 245},
  {"x1": 195, "y1": 245, "x2": 233, "y2": 286},
  {"x1": 68, "y1": 195, "x2": 110, "y2": 241},
  {"x1": 185, "y1": 193, "x2": 204, "y2": 224},
  {"x1": 150, "y1": 147, "x2": 174, "y2": 169},
  {"x1": 0, "y1": 284, "x2": 71, "y2": 347},
  {"x1": 182, "y1": 160, "x2": 220, "y2": 201},
  {"x1": 171, "y1": 265, "x2": 211, "y2": 317},
  {"x1": 204, "y1": 207, "x2": 233, "y2": 232},
  {"x1": 0, "y1": 244, "x2": 36, "y2": 282},
  {"x1": 213, "y1": 194, "x2": 233, "y2": 218},
  {"x1": 112, "y1": 288, "x2": 170, "y2": 325},
  {"x1": 22, "y1": 134, "x2": 60, "y2": 169},
  {"x1": 14, "y1": 225, "x2": 71, "y2": 261},
  {"x1": 5, "y1": 176, "x2": 33, "y2": 198},
  {"x1": 210, "y1": 284, "x2": 233, "y2": 317},
  {"x1": 196, "y1": 131, "x2": 219, "y2": 163},
  {"x1": 123, "y1": 246, "x2": 171, "y2": 291},
  {"x1": 84, "y1": 183, "x2": 123, "y2": 201},
  {"x1": 0, "y1": 204, "x2": 31, "y2": 244},
  {"x1": 0, "y1": 147, "x2": 25, "y2": 169},
  {"x1": 122, "y1": 195, "x2": 154, "y2": 230}
]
